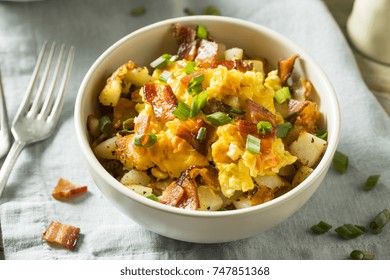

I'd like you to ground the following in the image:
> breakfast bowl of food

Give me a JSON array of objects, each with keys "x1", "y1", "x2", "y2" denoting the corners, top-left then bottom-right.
[{"x1": 75, "y1": 16, "x2": 340, "y2": 243}]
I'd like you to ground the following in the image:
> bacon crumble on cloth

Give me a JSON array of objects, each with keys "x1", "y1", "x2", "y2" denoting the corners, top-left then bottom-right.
[
  {"x1": 42, "y1": 222, "x2": 80, "y2": 251},
  {"x1": 52, "y1": 178, "x2": 88, "y2": 200},
  {"x1": 278, "y1": 54, "x2": 299, "y2": 86},
  {"x1": 143, "y1": 83, "x2": 178, "y2": 122}
]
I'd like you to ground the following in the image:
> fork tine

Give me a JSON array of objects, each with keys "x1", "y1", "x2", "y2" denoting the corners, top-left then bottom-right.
[
  {"x1": 47, "y1": 45, "x2": 75, "y2": 123},
  {"x1": 12, "y1": 42, "x2": 49, "y2": 122},
  {"x1": 38, "y1": 43, "x2": 66, "y2": 120},
  {"x1": 28, "y1": 42, "x2": 57, "y2": 118}
]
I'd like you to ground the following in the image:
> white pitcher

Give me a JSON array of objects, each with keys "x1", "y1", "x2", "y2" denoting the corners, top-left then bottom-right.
[{"x1": 347, "y1": 0, "x2": 390, "y2": 65}]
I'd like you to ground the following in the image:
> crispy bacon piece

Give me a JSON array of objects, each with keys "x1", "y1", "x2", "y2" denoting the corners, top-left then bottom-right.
[
  {"x1": 176, "y1": 173, "x2": 199, "y2": 209},
  {"x1": 159, "y1": 169, "x2": 199, "y2": 210},
  {"x1": 278, "y1": 54, "x2": 299, "y2": 86},
  {"x1": 187, "y1": 165, "x2": 220, "y2": 190},
  {"x1": 202, "y1": 98, "x2": 230, "y2": 115},
  {"x1": 159, "y1": 181, "x2": 184, "y2": 206},
  {"x1": 195, "y1": 39, "x2": 219, "y2": 62},
  {"x1": 251, "y1": 186, "x2": 275, "y2": 206},
  {"x1": 160, "y1": 165, "x2": 219, "y2": 210},
  {"x1": 52, "y1": 178, "x2": 88, "y2": 200},
  {"x1": 245, "y1": 99, "x2": 276, "y2": 127},
  {"x1": 143, "y1": 83, "x2": 178, "y2": 122},
  {"x1": 237, "y1": 120, "x2": 258, "y2": 138},
  {"x1": 113, "y1": 98, "x2": 136, "y2": 128},
  {"x1": 42, "y1": 222, "x2": 80, "y2": 251},
  {"x1": 176, "y1": 121, "x2": 215, "y2": 156},
  {"x1": 288, "y1": 99, "x2": 309, "y2": 115},
  {"x1": 172, "y1": 23, "x2": 197, "y2": 61},
  {"x1": 134, "y1": 112, "x2": 151, "y2": 135},
  {"x1": 294, "y1": 101, "x2": 321, "y2": 133},
  {"x1": 198, "y1": 60, "x2": 253, "y2": 72}
]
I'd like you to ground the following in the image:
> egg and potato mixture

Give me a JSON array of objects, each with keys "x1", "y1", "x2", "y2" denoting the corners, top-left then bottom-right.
[{"x1": 88, "y1": 23, "x2": 327, "y2": 211}]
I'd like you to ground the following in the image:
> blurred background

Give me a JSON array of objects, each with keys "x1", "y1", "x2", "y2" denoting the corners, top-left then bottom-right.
[{"x1": 325, "y1": 0, "x2": 390, "y2": 115}]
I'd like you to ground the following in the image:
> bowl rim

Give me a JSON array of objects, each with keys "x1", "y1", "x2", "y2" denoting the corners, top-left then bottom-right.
[{"x1": 75, "y1": 15, "x2": 340, "y2": 218}]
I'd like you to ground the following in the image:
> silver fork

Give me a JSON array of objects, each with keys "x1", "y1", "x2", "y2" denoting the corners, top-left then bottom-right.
[
  {"x1": 0, "y1": 69, "x2": 11, "y2": 159},
  {"x1": 0, "y1": 42, "x2": 75, "y2": 199}
]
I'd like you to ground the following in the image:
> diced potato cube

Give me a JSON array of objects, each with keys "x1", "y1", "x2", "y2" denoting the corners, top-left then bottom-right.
[
  {"x1": 254, "y1": 174, "x2": 285, "y2": 190},
  {"x1": 245, "y1": 59, "x2": 264, "y2": 73},
  {"x1": 126, "y1": 185, "x2": 153, "y2": 196},
  {"x1": 92, "y1": 137, "x2": 117, "y2": 159},
  {"x1": 127, "y1": 67, "x2": 153, "y2": 87},
  {"x1": 233, "y1": 196, "x2": 252, "y2": 209},
  {"x1": 289, "y1": 131, "x2": 327, "y2": 167},
  {"x1": 120, "y1": 170, "x2": 151, "y2": 186},
  {"x1": 225, "y1": 47, "x2": 243, "y2": 60},
  {"x1": 292, "y1": 166, "x2": 314, "y2": 187},
  {"x1": 198, "y1": 185, "x2": 223, "y2": 211}
]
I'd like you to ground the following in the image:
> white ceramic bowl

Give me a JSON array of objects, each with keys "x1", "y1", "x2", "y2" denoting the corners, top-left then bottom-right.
[{"x1": 75, "y1": 16, "x2": 340, "y2": 243}]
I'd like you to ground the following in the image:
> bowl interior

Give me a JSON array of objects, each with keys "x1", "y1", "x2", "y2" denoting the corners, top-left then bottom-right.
[{"x1": 76, "y1": 16, "x2": 340, "y2": 217}]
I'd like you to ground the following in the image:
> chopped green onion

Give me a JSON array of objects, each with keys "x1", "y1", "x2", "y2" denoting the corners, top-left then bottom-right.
[
  {"x1": 197, "y1": 25, "x2": 208, "y2": 39},
  {"x1": 363, "y1": 175, "x2": 380, "y2": 191},
  {"x1": 196, "y1": 127, "x2": 207, "y2": 141},
  {"x1": 145, "y1": 193, "x2": 159, "y2": 201},
  {"x1": 134, "y1": 133, "x2": 157, "y2": 148},
  {"x1": 122, "y1": 117, "x2": 134, "y2": 132},
  {"x1": 184, "y1": 7, "x2": 195, "y2": 15},
  {"x1": 316, "y1": 130, "x2": 328, "y2": 140},
  {"x1": 369, "y1": 209, "x2": 390, "y2": 234},
  {"x1": 99, "y1": 115, "x2": 113, "y2": 135},
  {"x1": 333, "y1": 150, "x2": 349, "y2": 174},
  {"x1": 190, "y1": 91, "x2": 208, "y2": 118},
  {"x1": 188, "y1": 74, "x2": 205, "y2": 95},
  {"x1": 276, "y1": 122, "x2": 292, "y2": 138},
  {"x1": 184, "y1": 61, "x2": 197, "y2": 74},
  {"x1": 335, "y1": 224, "x2": 365, "y2": 240},
  {"x1": 205, "y1": 111, "x2": 233, "y2": 126},
  {"x1": 150, "y1": 54, "x2": 176, "y2": 69},
  {"x1": 311, "y1": 221, "x2": 332, "y2": 234},
  {"x1": 130, "y1": 6, "x2": 146, "y2": 16},
  {"x1": 246, "y1": 134, "x2": 261, "y2": 154},
  {"x1": 173, "y1": 100, "x2": 191, "y2": 120},
  {"x1": 203, "y1": 5, "x2": 221, "y2": 15},
  {"x1": 229, "y1": 107, "x2": 245, "y2": 115},
  {"x1": 257, "y1": 121, "x2": 273, "y2": 136},
  {"x1": 159, "y1": 70, "x2": 171, "y2": 82},
  {"x1": 218, "y1": 207, "x2": 227, "y2": 211},
  {"x1": 274, "y1": 87, "x2": 291, "y2": 104},
  {"x1": 350, "y1": 250, "x2": 375, "y2": 260}
]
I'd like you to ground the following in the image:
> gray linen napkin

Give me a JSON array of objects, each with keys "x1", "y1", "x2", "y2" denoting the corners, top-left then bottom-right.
[{"x1": 0, "y1": 0, "x2": 389, "y2": 260}]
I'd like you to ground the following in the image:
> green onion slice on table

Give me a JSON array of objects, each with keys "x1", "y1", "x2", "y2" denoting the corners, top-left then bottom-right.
[
  {"x1": 369, "y1": 208, "x2": 390, "y2": 234},
  {"x1": 335, "y1": 224, "x2": 365, "y2": 239},
  {"x1": 363, "y1": 175, "x2": 380, "y2": 190},
  {"x1": 333, "y1": 150, "x2": 349, "y2": 174},
  {"x1": 311, "y1": 221, "x2": 332, "y2": 234},
  {"x1": 350, "y1": 250, "x2": 375, "y2": 260}
]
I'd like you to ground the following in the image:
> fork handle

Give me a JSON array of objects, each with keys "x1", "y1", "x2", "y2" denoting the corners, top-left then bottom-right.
[{"x1": 0, "y1": 140, "x2": 26, "y2": 200}]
